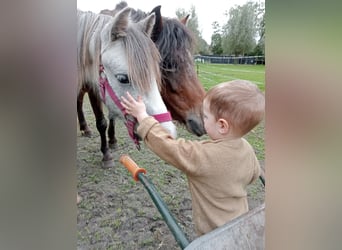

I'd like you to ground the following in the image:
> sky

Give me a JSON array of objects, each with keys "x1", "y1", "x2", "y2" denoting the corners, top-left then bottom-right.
[{"x1": 77, "y1": 0, "x2": 264, "y2": 44}]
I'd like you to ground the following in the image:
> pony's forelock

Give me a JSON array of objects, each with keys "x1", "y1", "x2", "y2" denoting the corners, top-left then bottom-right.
[{"x1": 124, "y1": 25, "x2": 161, "y2": 93}]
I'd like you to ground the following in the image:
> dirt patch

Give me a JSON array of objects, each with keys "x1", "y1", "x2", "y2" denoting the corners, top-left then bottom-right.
[{"x1": 77, "y1": 96, "x2": 265, "y2": 249}]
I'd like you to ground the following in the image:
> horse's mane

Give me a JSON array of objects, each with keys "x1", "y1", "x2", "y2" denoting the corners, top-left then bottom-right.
[
  {"x1": 77, "y1": 10, "x2": 109, "y2": 93},
  {"x1": 157, "y1": 18, "x2": 195, "y2": 75},
  {"x1": 77, "y1": 9, "x2": 161, "y2": 94},
  {"x1": 118, "y1": 0, "x2": 197, "y2": 76}
]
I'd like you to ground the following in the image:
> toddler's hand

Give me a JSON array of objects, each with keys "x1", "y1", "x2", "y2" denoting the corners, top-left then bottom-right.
[{"x1": 121, "y1": 92, "x2": 149, "y2": 122}]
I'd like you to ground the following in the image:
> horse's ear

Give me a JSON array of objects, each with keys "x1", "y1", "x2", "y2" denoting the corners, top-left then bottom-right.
[
  {"x1": 115, "y1": 1, "x2": 128, "y2": 11},
  {"x1": 137, "y1": 12, "x2": 156, "y2": 37},
  {"x1": 150, "y1": 5, "x2": 163, "y2": 42},
  {"x1": 180, "y1": 14, "x2": 190, "y2": 25},
  {"x1": 111, "y1": 7, "x2": 132, "y2": 41}
]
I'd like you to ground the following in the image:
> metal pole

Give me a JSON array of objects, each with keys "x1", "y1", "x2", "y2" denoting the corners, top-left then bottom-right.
[
  {"x1": 120, "y1": 155, "x2": 190, "y2": 249},
  {"x1": 137, "y1": 173, "x2": 190, "y2": 249}
]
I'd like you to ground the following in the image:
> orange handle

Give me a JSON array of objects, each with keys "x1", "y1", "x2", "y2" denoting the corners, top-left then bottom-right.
[{"x1": 119, "y1": 154, "x2": 147, "y2": 181}]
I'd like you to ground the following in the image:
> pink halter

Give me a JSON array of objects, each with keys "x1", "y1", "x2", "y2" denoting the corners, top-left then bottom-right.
[{"x1": 99, "y1": 65, "x2": 172, "y2": 149}]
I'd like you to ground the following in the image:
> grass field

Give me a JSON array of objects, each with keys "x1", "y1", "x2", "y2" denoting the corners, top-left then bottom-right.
[{"x1": 196, "y1": 63, "x2": 265, "y2": 92}]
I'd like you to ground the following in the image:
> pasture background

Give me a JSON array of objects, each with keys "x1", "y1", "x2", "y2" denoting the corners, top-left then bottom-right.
[{"x1": 77, "y1": 63, "x2": 265, "y2": 249}]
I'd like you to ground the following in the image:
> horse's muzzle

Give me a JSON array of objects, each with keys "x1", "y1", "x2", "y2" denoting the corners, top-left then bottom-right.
[{"x1": 186, "y1": 113, "x2": 206, "y2": 136}]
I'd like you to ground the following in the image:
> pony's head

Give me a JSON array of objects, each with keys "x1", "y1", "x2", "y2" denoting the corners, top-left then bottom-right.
[
  {"x1": 99, "y1": 7, "x2": 177, "y2": 138},
  {"x1": 150, "y1": 6, "x2": 206, "y2": 136}
]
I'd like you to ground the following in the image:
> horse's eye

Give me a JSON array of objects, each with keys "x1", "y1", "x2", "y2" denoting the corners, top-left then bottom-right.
[{"x1": 115, "y1": 74, "x2": 130, "y2": 84}]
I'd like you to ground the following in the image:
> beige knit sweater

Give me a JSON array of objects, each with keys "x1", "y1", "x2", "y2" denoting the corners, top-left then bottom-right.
[{"x1": 137, "y1": 117, "x2": 261, "y2": 236}]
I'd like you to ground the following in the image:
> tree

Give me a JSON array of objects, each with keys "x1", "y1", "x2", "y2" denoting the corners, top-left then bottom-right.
[
  {"x1": 221, "y1": 1, "x2": 259, "y2": 56},
  {"x1": 176, "y1": 6, "x2": 209, "y2": 54},
  {"x1": 210, "y1": 21, "x2": 223, "y2": 55},
  {"x1": 253, "y1": 3, "x2": 265, "y2": 56}
]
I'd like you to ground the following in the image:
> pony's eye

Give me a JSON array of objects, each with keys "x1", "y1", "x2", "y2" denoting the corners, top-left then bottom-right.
[{"x1": 115, "y1": 74, "x2": 130, "y2": 84}]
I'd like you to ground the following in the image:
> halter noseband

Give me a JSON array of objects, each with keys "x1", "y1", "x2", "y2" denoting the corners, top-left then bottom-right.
[{"x1": 99, "y1": 64, "x2": 172, "y2": 149}]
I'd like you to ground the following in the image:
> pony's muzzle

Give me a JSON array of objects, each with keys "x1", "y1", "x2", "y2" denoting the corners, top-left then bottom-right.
[{"x1": 186, "y1": 113, "x2": 206, "y2": 136}]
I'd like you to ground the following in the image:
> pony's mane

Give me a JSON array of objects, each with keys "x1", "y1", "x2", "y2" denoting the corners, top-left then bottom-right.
[
  {"x1": 77, "y1": 9, "x2": 161, "y2": 94},
  {"x1": 77, "y1": 10, "x2": 109, "y2": 93},
  {"x1": 157, "y1": 18, "x2": 195, "y2": 76}
]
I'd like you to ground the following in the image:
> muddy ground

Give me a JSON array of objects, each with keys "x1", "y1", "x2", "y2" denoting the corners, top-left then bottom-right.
[{"x1": 77, "y1": 96, "x2": 265, "y2": 249}]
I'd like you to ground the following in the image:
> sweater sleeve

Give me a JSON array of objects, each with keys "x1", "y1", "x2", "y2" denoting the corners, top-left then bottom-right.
[
  {"x1": 137, "y1": 116, "x2": 202, "y2": 175},
  {"x1": 137, "y1": 116, "x2": 161, "y2": 139}
]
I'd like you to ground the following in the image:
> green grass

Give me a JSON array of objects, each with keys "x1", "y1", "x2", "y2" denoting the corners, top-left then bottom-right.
[{"x1": 196, "y1": 63, "x2": 265, "y2": 92}]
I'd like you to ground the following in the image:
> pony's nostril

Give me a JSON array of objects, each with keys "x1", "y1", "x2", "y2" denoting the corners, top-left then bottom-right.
[{"x1": 187, "y1": 117, "x2": 205, "y2": 136}]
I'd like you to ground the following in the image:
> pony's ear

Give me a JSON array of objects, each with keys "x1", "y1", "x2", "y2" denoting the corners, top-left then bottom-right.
[
  {"x1": 180, "y1": 14, "x2": 190, "y2": 25},
  {"x1": 137, "y1": 12, "x2": 156, "y2": 37},
  {"x1": 111, "y1": 7, "x2": 132, "y2": 41},
  {"x1": 150, "y1": 5, "x2": 163, "y2": 42}
]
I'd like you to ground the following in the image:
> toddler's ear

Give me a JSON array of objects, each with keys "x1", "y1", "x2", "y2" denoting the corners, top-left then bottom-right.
[{"x1": 217, "y1": 118, "x2": 229, "y2": 134}]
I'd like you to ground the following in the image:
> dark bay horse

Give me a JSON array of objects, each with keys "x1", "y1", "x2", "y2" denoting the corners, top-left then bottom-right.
[
  {"x1": 77, "y1": 7, "x2": 176, "y2": 168},
  {"x1": 78, "y1": 2, "x2": 206, "y2": 149}
]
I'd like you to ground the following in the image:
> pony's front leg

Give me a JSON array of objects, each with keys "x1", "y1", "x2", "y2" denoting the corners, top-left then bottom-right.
[
  {"x1": 77, "y1": 87, "x2": 92, "y2": 137},
  {"x1": 108, "y1": 118, "x2": 118, "y2": 150},
  {"x1": 88, "y1": 90, "x2": 114, "y2": 168}
]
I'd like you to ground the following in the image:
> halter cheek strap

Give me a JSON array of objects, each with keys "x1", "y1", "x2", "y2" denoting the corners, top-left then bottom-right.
[{"x1": 99, "y1": 64, "x2": 172, "y2": 149}]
